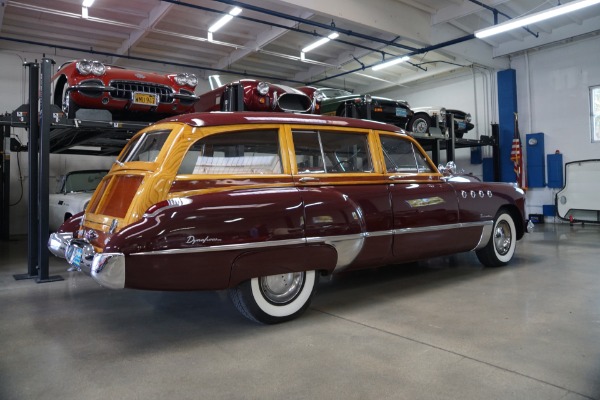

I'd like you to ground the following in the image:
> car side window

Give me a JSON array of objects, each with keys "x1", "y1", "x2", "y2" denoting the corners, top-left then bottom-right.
[
  {"x1": 178, "y1": 129, "x2": 282, "y2": 175},
  {"x1": 380, "y1": 135, "x2": 433, "y2": 173},
  {"x1": 292, "y1": 130, "x2": 373, "y2": 173},
  {"x1": 119, "y1": 129, "x2": 171, "y2": 163}
]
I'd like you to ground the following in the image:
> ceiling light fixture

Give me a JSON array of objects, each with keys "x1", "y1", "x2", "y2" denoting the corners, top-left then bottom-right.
[
  {"x1": 301, "y1": 32, "x2": 339, "y2": 54},
  {"x1": 372, "y1": 55, "x2": 410, "y2": 71},
  {"x1": 82, "y1": 0, "x2": 95, "y2": 7},
  {"x1": 208, "y1": 6, "x2": 242, "y2": 40},
  {"x1": 475, "y1": 0, "x2": 600, "y2": 39}
]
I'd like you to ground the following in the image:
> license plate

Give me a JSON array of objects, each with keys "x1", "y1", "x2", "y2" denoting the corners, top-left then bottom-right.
[
  {"x1": 395, "y1": 108, "x2": 407, "y2": 117},
  {"x1": 457, "y1": 121, "x2": 466, "y2": 129},
  {"x1": 68, "y1": 246, "x2": 83, "y2": 267},
  {"x1": 133, "y1": 92, "x2": 158, "y2": 106}
]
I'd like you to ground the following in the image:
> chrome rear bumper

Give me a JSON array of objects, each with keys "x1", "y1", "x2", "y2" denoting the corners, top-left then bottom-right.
[{"x1": 48, "y1": 232, "x2": 125, "y2": 289}]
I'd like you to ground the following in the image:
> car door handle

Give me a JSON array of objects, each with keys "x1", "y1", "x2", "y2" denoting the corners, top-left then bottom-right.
[
  {"x1": 388, "y1": 175, "x2": 403, "y2": 180},
  {"x1": 298, "y1": 177, "x2": 319, "y2": 183}
]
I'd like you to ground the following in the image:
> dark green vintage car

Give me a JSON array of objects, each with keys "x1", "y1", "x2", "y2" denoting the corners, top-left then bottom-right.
[{"x1": 298, "y1": 87, "x2": 413, "y2": 129}]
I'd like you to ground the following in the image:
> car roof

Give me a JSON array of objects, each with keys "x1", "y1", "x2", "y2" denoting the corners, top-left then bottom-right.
[{"x1": 160, "y1": 112, "x2": 404, "y2": 132}]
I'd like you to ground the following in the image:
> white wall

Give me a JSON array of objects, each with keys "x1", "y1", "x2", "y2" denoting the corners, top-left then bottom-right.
[
  {"x1": 375, "y1": 35, "x2": 600, "y2": 220},
  {"x1": 511, "y1": 35, "x2": 600, "y2": 219}
]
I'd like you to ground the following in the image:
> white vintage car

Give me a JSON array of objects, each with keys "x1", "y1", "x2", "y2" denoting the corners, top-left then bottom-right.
[
  {"x1": 408, "y1": 106, "x2": 474, "y2": 138},
  {"x1": 49, "y1": 170, "x2": 108, "y2": 231}
]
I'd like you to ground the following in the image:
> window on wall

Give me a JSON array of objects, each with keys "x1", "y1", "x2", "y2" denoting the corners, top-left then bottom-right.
[{"x1": 591, "y1": 85, "x2": 600, "y2": 143}]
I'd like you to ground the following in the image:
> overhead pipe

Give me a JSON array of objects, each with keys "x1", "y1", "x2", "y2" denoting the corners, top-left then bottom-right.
[
  {"x1": 165, "y1": 0, "x2": 419, "y2": 53},
  {"x1": 306, "y1": 34, "x2": 476, "y2": 85}
]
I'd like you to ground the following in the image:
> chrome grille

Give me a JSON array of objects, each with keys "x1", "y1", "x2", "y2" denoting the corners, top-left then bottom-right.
[{"x1": 109, "y1": 80, "x2": 174, "y2": 104}]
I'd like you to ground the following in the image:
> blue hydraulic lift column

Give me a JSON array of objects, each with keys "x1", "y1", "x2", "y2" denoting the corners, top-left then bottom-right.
[{"x1": 497, "y1": 69, "x2": 518, "y2": 182}]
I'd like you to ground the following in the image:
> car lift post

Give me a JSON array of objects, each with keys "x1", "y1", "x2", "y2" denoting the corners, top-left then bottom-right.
[
  {"x1": 14, "y1": 59, "x2": 63, "y2": 283},
  {"x1": 13, "y1": 61, "x2": 41, "y2": 280},
  {"x1": 36, "y1": 58, "x2": 63, "y2": 283},
  {"x1": 1, "y1": 123, "x2": 9, "y2": 241}
]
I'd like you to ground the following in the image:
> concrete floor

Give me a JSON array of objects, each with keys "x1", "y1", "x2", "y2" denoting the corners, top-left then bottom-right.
[{"x1": 1, "y1": 223, "x2": 599, "y2": 400}]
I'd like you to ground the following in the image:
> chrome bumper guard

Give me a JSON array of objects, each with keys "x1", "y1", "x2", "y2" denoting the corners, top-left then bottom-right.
[
  {"x1": 47, "y1": 232, "x2": 126, "y2": 289},
  {"x1": 526, "y1": 219, "x2": 535, "y2": 233}
]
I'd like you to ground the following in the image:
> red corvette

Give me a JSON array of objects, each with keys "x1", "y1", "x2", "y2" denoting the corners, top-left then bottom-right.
[
  {"x1": 52, "y1": 60, "x2": 199, "y2": 121},
  {"x1": 195, "y1": 79, "x2": 314, "y2": 113}
]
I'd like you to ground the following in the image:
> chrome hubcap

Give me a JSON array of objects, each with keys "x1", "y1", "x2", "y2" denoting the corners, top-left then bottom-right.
[
  {"x1": 493, "y1": 220, "x2": 512, "y2": 256},
  {"x1": 260, "y1": 272, "x2": 305, "y2": 304},
  {"x1": 62, "y1": 85, "x2": 70, "y2": 114},
  {"x1": 412, "y1": 118, "x2": 429, "y2": 133}
]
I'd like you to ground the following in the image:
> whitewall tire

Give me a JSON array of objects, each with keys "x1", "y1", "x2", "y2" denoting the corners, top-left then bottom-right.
[
  {"x1": 230, "y1": 270, "x2": 318, "y2": 324},
  {"x1": 476, "y1": 210, "x2": 517, "y2": 267}
]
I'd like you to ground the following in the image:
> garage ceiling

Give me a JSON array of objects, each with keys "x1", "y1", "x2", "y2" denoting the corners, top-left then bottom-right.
[{"x1": 1, "y1": 0, "x2": 599, "y2": 94}]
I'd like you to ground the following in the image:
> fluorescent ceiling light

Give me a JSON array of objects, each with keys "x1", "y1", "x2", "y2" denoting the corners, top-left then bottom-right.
[
  {"x1": 208, "y1": 6, "x2": 242, "y2": 33},
  {"x1": 82, "y1": 0, "x2": 95, "y2": 7},
  {"x1": 301, "y1": 32, "x2": 339, "y2": 53},
  {"x1": 372, "y1": 55, "x2": 410, "y2": 71},
  {"x1": 475, "y1": 0, "x2": 600, "y2": 38}
]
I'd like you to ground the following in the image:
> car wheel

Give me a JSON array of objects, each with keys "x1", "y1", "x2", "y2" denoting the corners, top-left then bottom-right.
[
  {"x1": 229, "y1": 270, "x2": 318, "y2": 324},
  {"x1": 407, "y1": 114, "x2": 431, "y2": 134},
  {"x1": 58, "y1": 83, "x2": 78, "y2": 119},
  {"x1": 476, "y1": 210, "x2": 516, "y2": 267}
]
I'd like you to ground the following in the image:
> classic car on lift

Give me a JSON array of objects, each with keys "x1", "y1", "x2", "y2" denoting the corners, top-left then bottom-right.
[
  {"x1": 408, "y1": 106, "x2": 474, "y2": 138},
  {"x1": 49, "y1": 112, "x2": 530, "y2": 324},
  {"x1": 195, "y1": 79, "x2": 314, "y2": 113},
  {"x1": 49, "y1": 169, "x2": 108, "y2": 232},
  {"x1": 53, "y1": 60, "x2": 199, "y2": 120},
  {"x1": 298, "y1": 86, "x2": 413, "y2": 129}
]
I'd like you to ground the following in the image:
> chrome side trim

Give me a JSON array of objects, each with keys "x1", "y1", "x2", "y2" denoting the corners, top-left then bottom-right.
[
  {"x1": 131, "y1": 238, "x2": 308, "y2": 256},
  {"x1": 473, "y1": 223, "x2": 494, "y2": 251},
  {"x1": 393, "y1": 220, "x2": 492, "y2": 235},
  {"x1": 307, "y1": 233, "x2": 365, "y2": 272}
]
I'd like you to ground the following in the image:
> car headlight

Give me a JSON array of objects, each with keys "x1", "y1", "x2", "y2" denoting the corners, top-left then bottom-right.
[
  {"x1": 76, "y1": 60, "x2": 105, "y2": 76},
  {"x1": 466, "y1": 113, "x2": 472, "y2": 122},
  {"x1": 76, "y1": 60, "x2": 93, "y2": 75},
  {"x1": 186, "y1": 74, "x2": 198, "y2": 87},
  {"x1": 175, "y1": 73, "x2": 188, "y2": 86},
  {"x1": 175, "y1": 73, "x2": 198, "y2": 87},
  {"x1": 90, "y1": 61, "x2": 106, "y2": 76},
  {"x1": 439, "y1": 107, "x2": 447, "y2": 123},
  {"x1": 256, "y1": 81, "x2": 270, "y2": 96}
]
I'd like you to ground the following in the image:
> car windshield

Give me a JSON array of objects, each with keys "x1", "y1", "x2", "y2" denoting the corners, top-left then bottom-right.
[
  {"x1": 58, "y1": 170, "x2": 108, "y2": 193},
  {"x1": 318, "y1": 88, "x2": 353, "y2": 98}
]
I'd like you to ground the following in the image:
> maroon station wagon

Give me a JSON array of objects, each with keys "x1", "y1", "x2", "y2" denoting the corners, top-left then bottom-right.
[{"x1": 49, "y1": 112, "x2": 531, "y2": 323}]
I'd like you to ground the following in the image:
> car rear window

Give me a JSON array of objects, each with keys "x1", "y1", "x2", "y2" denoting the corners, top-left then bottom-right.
[
  {"x1": 177, "y1": 129, "x2": 282, "y2": 175},
  {"x1": 118, "y1": 129, "x2": 171, "y2": 163}
]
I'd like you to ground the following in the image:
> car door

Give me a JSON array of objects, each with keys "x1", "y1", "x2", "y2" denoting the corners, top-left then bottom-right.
[
  {"x1": 288, "y1": 126, "x2": 394, "y2": 272},
  {"x1": 379, "y1": 133, "x2": 465, "y2": 262}
]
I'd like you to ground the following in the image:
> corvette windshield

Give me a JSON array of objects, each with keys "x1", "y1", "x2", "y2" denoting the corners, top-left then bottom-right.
[{"x1": 318, "y1": 88, "x2": 353, "y2": 98}]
